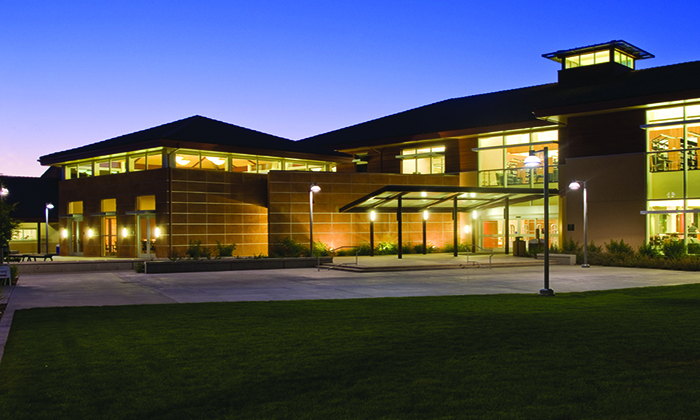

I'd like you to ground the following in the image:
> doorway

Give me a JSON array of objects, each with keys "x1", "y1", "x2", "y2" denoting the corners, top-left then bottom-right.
[
  {"x1": 69, "y1": 217, "x2": 84, "y2": 256},
  {"x1": 138, "y1": 215, "x2": 157, "y2": 258}
]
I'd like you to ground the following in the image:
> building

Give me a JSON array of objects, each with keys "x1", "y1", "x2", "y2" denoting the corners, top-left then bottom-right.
[
  {"x1": 35, "y1": 40, "x2": 700, "y2": 258},
  {"x1": 1, "y1": 170, "x2": 60, "y2": 254}
]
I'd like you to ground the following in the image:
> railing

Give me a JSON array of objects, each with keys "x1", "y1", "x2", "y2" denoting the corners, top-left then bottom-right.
[{"x1": 460, "y1": 245, "x2": 494, "y2": 269}]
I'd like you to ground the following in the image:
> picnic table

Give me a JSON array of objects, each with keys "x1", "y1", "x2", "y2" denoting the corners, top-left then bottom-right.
[{"x1": 7, "y1": 253, "x2": 56, "y2": 262}]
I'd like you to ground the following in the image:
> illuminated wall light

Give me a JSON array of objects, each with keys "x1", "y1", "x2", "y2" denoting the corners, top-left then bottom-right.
[
  {"x1": 61, "y1": 228, "x2": 68, "y2": 238},
  {"x1": 472, "y1": 210, "x2": 478, "y2": 220},
  {"x1": 423, "y1": 210, "x2": 429, "y2": 220},
  {"x1": 122, "y1": 228, "x2": 128, "y2": 238},
  {"x1": 370, "y1": 210, "x2": 376, "y2": 221},
  {"x1": 464, "y1": 225, "x2": 471, "y2": 234},
  {"x1": 421, "y1": 191, "x2": 427, "y2": 197},
  {"x1": 154, "y1": 227, "x2": 161, "y2": 238},
  {"x1": 87, "y1": 228, "x2": 94, "y2": 238}
]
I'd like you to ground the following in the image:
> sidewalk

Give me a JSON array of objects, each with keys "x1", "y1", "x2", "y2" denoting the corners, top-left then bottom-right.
[{"x1": 2, "y1": 255, "x2": 700, "y2": 363}]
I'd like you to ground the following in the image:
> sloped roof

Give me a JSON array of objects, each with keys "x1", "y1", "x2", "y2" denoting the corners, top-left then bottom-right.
[
  {"x1": 40, "y1": 115, "x2": 348, "y2": 165},
  {"x1": 300, "y1": 60, "x2": 700, "y2": 149}
]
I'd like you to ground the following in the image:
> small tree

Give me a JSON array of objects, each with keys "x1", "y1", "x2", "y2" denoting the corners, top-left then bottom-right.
[{"x1": 0, "y1": 200, "x2": 20, "y2": 259}]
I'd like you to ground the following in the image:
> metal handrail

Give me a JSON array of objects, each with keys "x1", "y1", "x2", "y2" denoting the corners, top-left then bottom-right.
[{"x1": 461, "y1": 245, "x2": 494, "y2": 269}]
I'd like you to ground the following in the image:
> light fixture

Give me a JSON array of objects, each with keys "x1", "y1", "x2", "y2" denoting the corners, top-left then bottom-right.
[
  {"x1": 205, "y1": 156, "x2": 226, "y2": 165},
  {"x1": 524, "y1": 150, "x2": 541, "y2": 167},
  {"x1": 0, "y1": 187, "x2": 8, "y2": 197},
  {"x1": 369, "y1": 210, "x2": 376, "y2": 256},
  {"x1": 464, "y1": 225, "x2": 471, "y2": 234},
  {"x1": 423, "y1": 210, "x2": 429, "y2": 220},
  {"x1": 61, "y1": 228, "x2": 68, "y2": 239},
  {"x1": 154, "y1": 227, "x2": 161, "y2": 238},
  {"x1": 121, "y1": 228, "x2": 128, "y2": 238},
  {"x1": 45, "y1": 203, "x2": 54, "y2": 254},
  {"x1": 525, "y1": 147, "x2": 554, "y2": 296},
  {"x1": 370, "y1": 210, "x2": 376, "y2": 221},
  {"x1": 309, "y1": 183, "x2": 321, "y2": 256},
  {"x1": 421, "y1": 191, "x2": 427, "y2": 198},
  {"x1": 569, "y1": 180, "x2": 589, "y2": 268},
  {"x1": 87, "y1": 228, "x2": 94, "y2": 238},
  {"x1": 472, "y1": 210, "x2": 478, "y2": 220},
  {"x1": 175, "y1": 155, "x2": 191, "y2": 166},
  {"x1": 422, "y1": 210, "x2": 429, "y2": 254}
]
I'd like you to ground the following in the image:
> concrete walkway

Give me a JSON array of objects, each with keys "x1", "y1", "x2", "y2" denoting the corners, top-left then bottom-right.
[{"x1": 2, "y1": 254, "x2": 700, "y2": 362}]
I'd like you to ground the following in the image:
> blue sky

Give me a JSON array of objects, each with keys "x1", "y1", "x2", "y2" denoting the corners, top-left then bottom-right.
[{"x1": 2, "y1": 0, "x2": 699, "y2": 176}]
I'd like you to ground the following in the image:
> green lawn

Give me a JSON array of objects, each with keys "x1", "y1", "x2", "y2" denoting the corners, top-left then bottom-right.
[{"x1": 2, "y1": 285, "x2": 700, "y2": 419}]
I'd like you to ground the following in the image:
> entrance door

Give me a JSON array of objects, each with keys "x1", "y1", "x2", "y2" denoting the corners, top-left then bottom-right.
[
  {"x1": 103, "y1": 217, "x2": 117, "y2": 256},
  {"x1": 138, "y1": 215, "x2": 156, "y2": 258},
  {"x1": 70, "y1": 218, "x2": 84, "y2": 256}
]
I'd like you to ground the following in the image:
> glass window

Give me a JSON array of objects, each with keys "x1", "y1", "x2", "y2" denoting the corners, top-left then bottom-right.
[
  {"x1": 77, "y1": 162, "x2": 92, "y2": 178},
  {"x1": 257, "y1": 159, "x2": 281, "y2": 173},
  {"x1": 11, "y1": 228, "x2": 37, "y2": 241},
  {"x1": 565, "y1": 56, "x2": 579, "y2": 69},
  {"x1": 130, "y1": 155, "x2": 147, "y2": 171},
  {"x1": 580, "y1": 52, "x2": 595, "y2": 67},
  {"x1": 594, "y1": 50, "x2": 610, "y2": 64},
  {"x1": 111, "y1": 159, "x2": 126, "y2": 174},
  {"x1": 137, "y1": 196, "x2": 156, "y2": 211},
  {"x1": 686, "y1": 104, "x2": 700, "y2": 119},
  {"x1": 400, "y1": 146, "x2": 445, "y2": 174},
  {"x1": 284, "y1": 161, "x2": 307, "y2": 171},
  {"x1": 648, "y1": 107, "x2": 683, "y2": 123},
  {"x1": 68, "y1": 201, "x2": 83, "y2": 214},
  {"x1": 102, "y1": 198, "x2": 116, "y2": 213},
  {"x1": 147, "y1": 153, "x2": 162, "y2": 169},
  {"x1": 175, "y1": 153, "x2": 199, "y2": 169},
  {"x1": 231, "y1": 157, "x2": 254, "y2": 172},
  {"x1": 201, "y1": 155, "x2": 227, "y2": 171},
  {"x1": 96, "y1": 160, "x2": 110, "y2": 176}
]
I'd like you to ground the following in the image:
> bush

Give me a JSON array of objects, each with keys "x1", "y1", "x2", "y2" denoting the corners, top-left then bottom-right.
[
  {"x1": 186, "y1": 240, "x2": 204, "y2": 260},
  {"x1": 605, "y1": 239, "x2": 634, "y2": 257},
  {"x1": 376, "y1": 242, "x2": 399, "y2": 255},
  {"x1": 663, "y1": 239, "x2": 687, "y2": 260},
  {"x1": 168, "y1": 250, "x2": 183, "y2": 262},
  {"x1": 270, "y1": 236, "x2": 309, "y2": 258},
  {"x1": 215, "y1": 241, "x2": 236, "y2": 258},
  {"x1": 313, "y1": 241, "x2": 331, "y2": 257},
  {"x1": 638, "y1": 242, "x2": 661, "y2": 259},
  {"x1": 688, "y1": 242, "x2": 700, "y2": 255}
]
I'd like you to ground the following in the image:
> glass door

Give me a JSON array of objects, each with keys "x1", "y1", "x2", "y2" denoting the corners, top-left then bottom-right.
[
  {"x1": 70, "y1": 218, "x2": 84, "y2": 256},
  {"x1": 103, "y1": 217, "x2": 117, "y2": 256},
  {"x1": 138, "y1": 215, "x2": 156, "y2": 258}
]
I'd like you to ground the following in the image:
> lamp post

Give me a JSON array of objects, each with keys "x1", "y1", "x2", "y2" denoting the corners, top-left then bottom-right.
[
  {"x1": 524, "y1": 147, "x2": 554, "y2": 296},
  {"x1": 309, "y1": 183, "x2": 320, "y2": 257},
  {"x1": 370, "y1": 210, "x2": 376, "y2": 256},
  {"x1": 569, "y1": 180, "x2": 589, "y2": 268},
  {"x1": 45, "y1": 203, "x2": 54, "y2": 254},
  {"x1": 422, "y1": 210, "x2": 428, "y2": 255},
  {"x1": 1, "y1": 188, "x2": 8, "y2": 265}
]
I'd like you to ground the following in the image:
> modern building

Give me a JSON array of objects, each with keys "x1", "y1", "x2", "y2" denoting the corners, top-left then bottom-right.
[{"x1": 31, "y1": 40, "x2": 700, "y2": 258}]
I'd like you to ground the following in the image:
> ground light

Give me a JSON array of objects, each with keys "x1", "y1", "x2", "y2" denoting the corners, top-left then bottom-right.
[
  {"x1": 524, "y1": 148, "x2": 554, "y2": 296},
  {"x1": 45, "y1": 203, "x2": 54, "y2": 254},
  {"x1": 309, "y1": 183, "x2": 320, "y2": 257},
  {"x1": 569, "y1": 180, "x2": 590, "y2": 268}
]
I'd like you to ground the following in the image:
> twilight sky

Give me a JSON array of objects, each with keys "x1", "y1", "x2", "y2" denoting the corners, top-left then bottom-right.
[{"x1": 2, "y1": 0, "x2": 699, "y2": 177}]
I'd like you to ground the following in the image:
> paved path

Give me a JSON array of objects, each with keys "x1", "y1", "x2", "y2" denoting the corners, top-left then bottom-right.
[{"x1": 2, "y1": 260, "x2": 700, "y2": 362}]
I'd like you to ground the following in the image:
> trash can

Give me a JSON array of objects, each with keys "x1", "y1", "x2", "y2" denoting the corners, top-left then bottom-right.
[
  {"x1": 513, "y1": 237, "x2": 526, "y2": 256},
  {"x1": 56, "y1": 244, "x2": 60, "y2": 254}
]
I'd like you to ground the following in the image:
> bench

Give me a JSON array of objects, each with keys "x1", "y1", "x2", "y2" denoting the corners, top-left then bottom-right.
[{"x1": 13, "y1": 254, "x2": 57, "y2": 262}]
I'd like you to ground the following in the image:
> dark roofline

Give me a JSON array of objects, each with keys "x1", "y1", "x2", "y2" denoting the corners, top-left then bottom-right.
[
  {"x1": 542, "y1": 40, "x2": 654, "y2": 62},
  {"x1": 40, "y1": 115, "x2": 350, "y2": 166}
]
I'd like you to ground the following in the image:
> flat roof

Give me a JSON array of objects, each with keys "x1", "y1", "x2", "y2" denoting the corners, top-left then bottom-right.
[{"x1": 339, "y1": 185, "x2": 558, "y2": 214}]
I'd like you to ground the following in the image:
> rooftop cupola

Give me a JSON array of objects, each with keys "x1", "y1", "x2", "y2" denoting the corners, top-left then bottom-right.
[{"x1": 543, "y1": 40, "x2": 654, "y2": 87}]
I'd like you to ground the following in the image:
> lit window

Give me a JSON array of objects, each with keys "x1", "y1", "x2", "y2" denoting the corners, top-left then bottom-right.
[
  {"x1": 137, "y1": 196, "x2": 156, "y2": 211},
  {"x1": 399, "y1": 146, "x2": 445, "y2": 174},
  {"x1": 68, "y1": 201, "x2": 83, "y2": 214},
  {"x1": 11, "y1": 228, "x2": 37, "y2": 241}
]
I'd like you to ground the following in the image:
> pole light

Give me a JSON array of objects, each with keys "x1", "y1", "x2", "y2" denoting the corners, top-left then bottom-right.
[
  {"x1": 309, "y1": 183, "x2": 321, "y2": 257},
  {"x1": 524, "y1": 147, "x2": 554, "y2": 296},
  {"x1": 45, "y1": 203, "x2": 54, "y2": 254},
  {"x1": 370, "y1": 210, "x2": 376, "y2": 257},
  {"x1": 422, "y1": 210, "x2": 429, "y2": 255},
  {"x1": 569, "y1": 180, "x2": 590, "y2": 268}
]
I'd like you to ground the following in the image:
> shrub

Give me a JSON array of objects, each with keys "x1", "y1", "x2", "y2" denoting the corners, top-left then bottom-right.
[
  {"x1": 638, "y1": 242, "x2": 661, "y2": 259},
  {"x1": 186, "y1": 240, "x2": 203, "y2": 260},
  {"x1": 605, "y1": 239, "x2": 634, "y2": 257},
  {"x1": 201, "y1": 246, "x2": 213, "y2": 260},
  {"x1": 353, "y1": 243, "x2": 373, "y2": 256},
  {"x1": 270, "y1": 236, "x2": 309, "y2": 258},
  {"x1": 215, "y1": 241, "x2": 236, "y2": 258},
  {"x1": 313, "y1": 241, "x2": 331, "y2": 257},
  {"x1": 135, "y1": 262, "x2": 145, "y2": 273},
  {"x1": 10, "y1": 264, "x2": 19, "y2": 284},
  {"x1": 168, "y1": 250, "x2": 183, "y2": 262},
  {"x1": 688, "y1": 242, "x2": 700, "y2": 255},
  {"x1": 376, "y1": 242, "x2": 399, "y2": 255},
  {"x1": 663, "y1": 239, "x2": 687, "y2": 260}
]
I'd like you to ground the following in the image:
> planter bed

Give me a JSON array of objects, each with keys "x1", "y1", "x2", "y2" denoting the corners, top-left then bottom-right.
[{"x1": 143, "y1": 257, "x2": 333, "y2": 274}]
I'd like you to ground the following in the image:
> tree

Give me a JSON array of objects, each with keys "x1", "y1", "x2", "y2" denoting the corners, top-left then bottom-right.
[{"x1": 0, "y1": 199, "x2": 20, "y2": 249}]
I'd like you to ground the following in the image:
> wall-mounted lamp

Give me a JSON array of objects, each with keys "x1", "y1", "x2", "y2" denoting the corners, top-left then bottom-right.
[
  {"x1": 154, "y1": 227, "x2": 161, "y2": 238},
  {"x1": 87, "y1": 228, "x2": 94, "y2": 238},
  {"x1": 61, "y1": 228, "x2": 68, "y2": 239},
  {"x1": 122, "y1": 228, "x2": 129, "y2": 238},
  {"x1": 464, "y1": 225, "x2": 471, "y2": 234}
]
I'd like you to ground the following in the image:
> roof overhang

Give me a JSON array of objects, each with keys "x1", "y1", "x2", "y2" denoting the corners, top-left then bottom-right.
[
  {"x1": 339, "y1": 185, "x2": 558, "y2": 214},
  {"x1": 542, "y1": 40, "x2": 654, "y2": 63}
]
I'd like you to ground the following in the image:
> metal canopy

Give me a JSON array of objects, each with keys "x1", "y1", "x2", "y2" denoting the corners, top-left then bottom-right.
[{"x1": 339, "y1": 185, "x2": 558, "y2": 214}]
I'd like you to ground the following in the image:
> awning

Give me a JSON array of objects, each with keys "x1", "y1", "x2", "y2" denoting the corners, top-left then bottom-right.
[{"x1": 339, "y1": 185, "x2": 558, "y2": 214}]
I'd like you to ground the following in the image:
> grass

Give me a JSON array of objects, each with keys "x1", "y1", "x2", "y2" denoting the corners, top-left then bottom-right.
[{"x1": 2, "y1": 286, "x2": 700, "y2": 419}]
